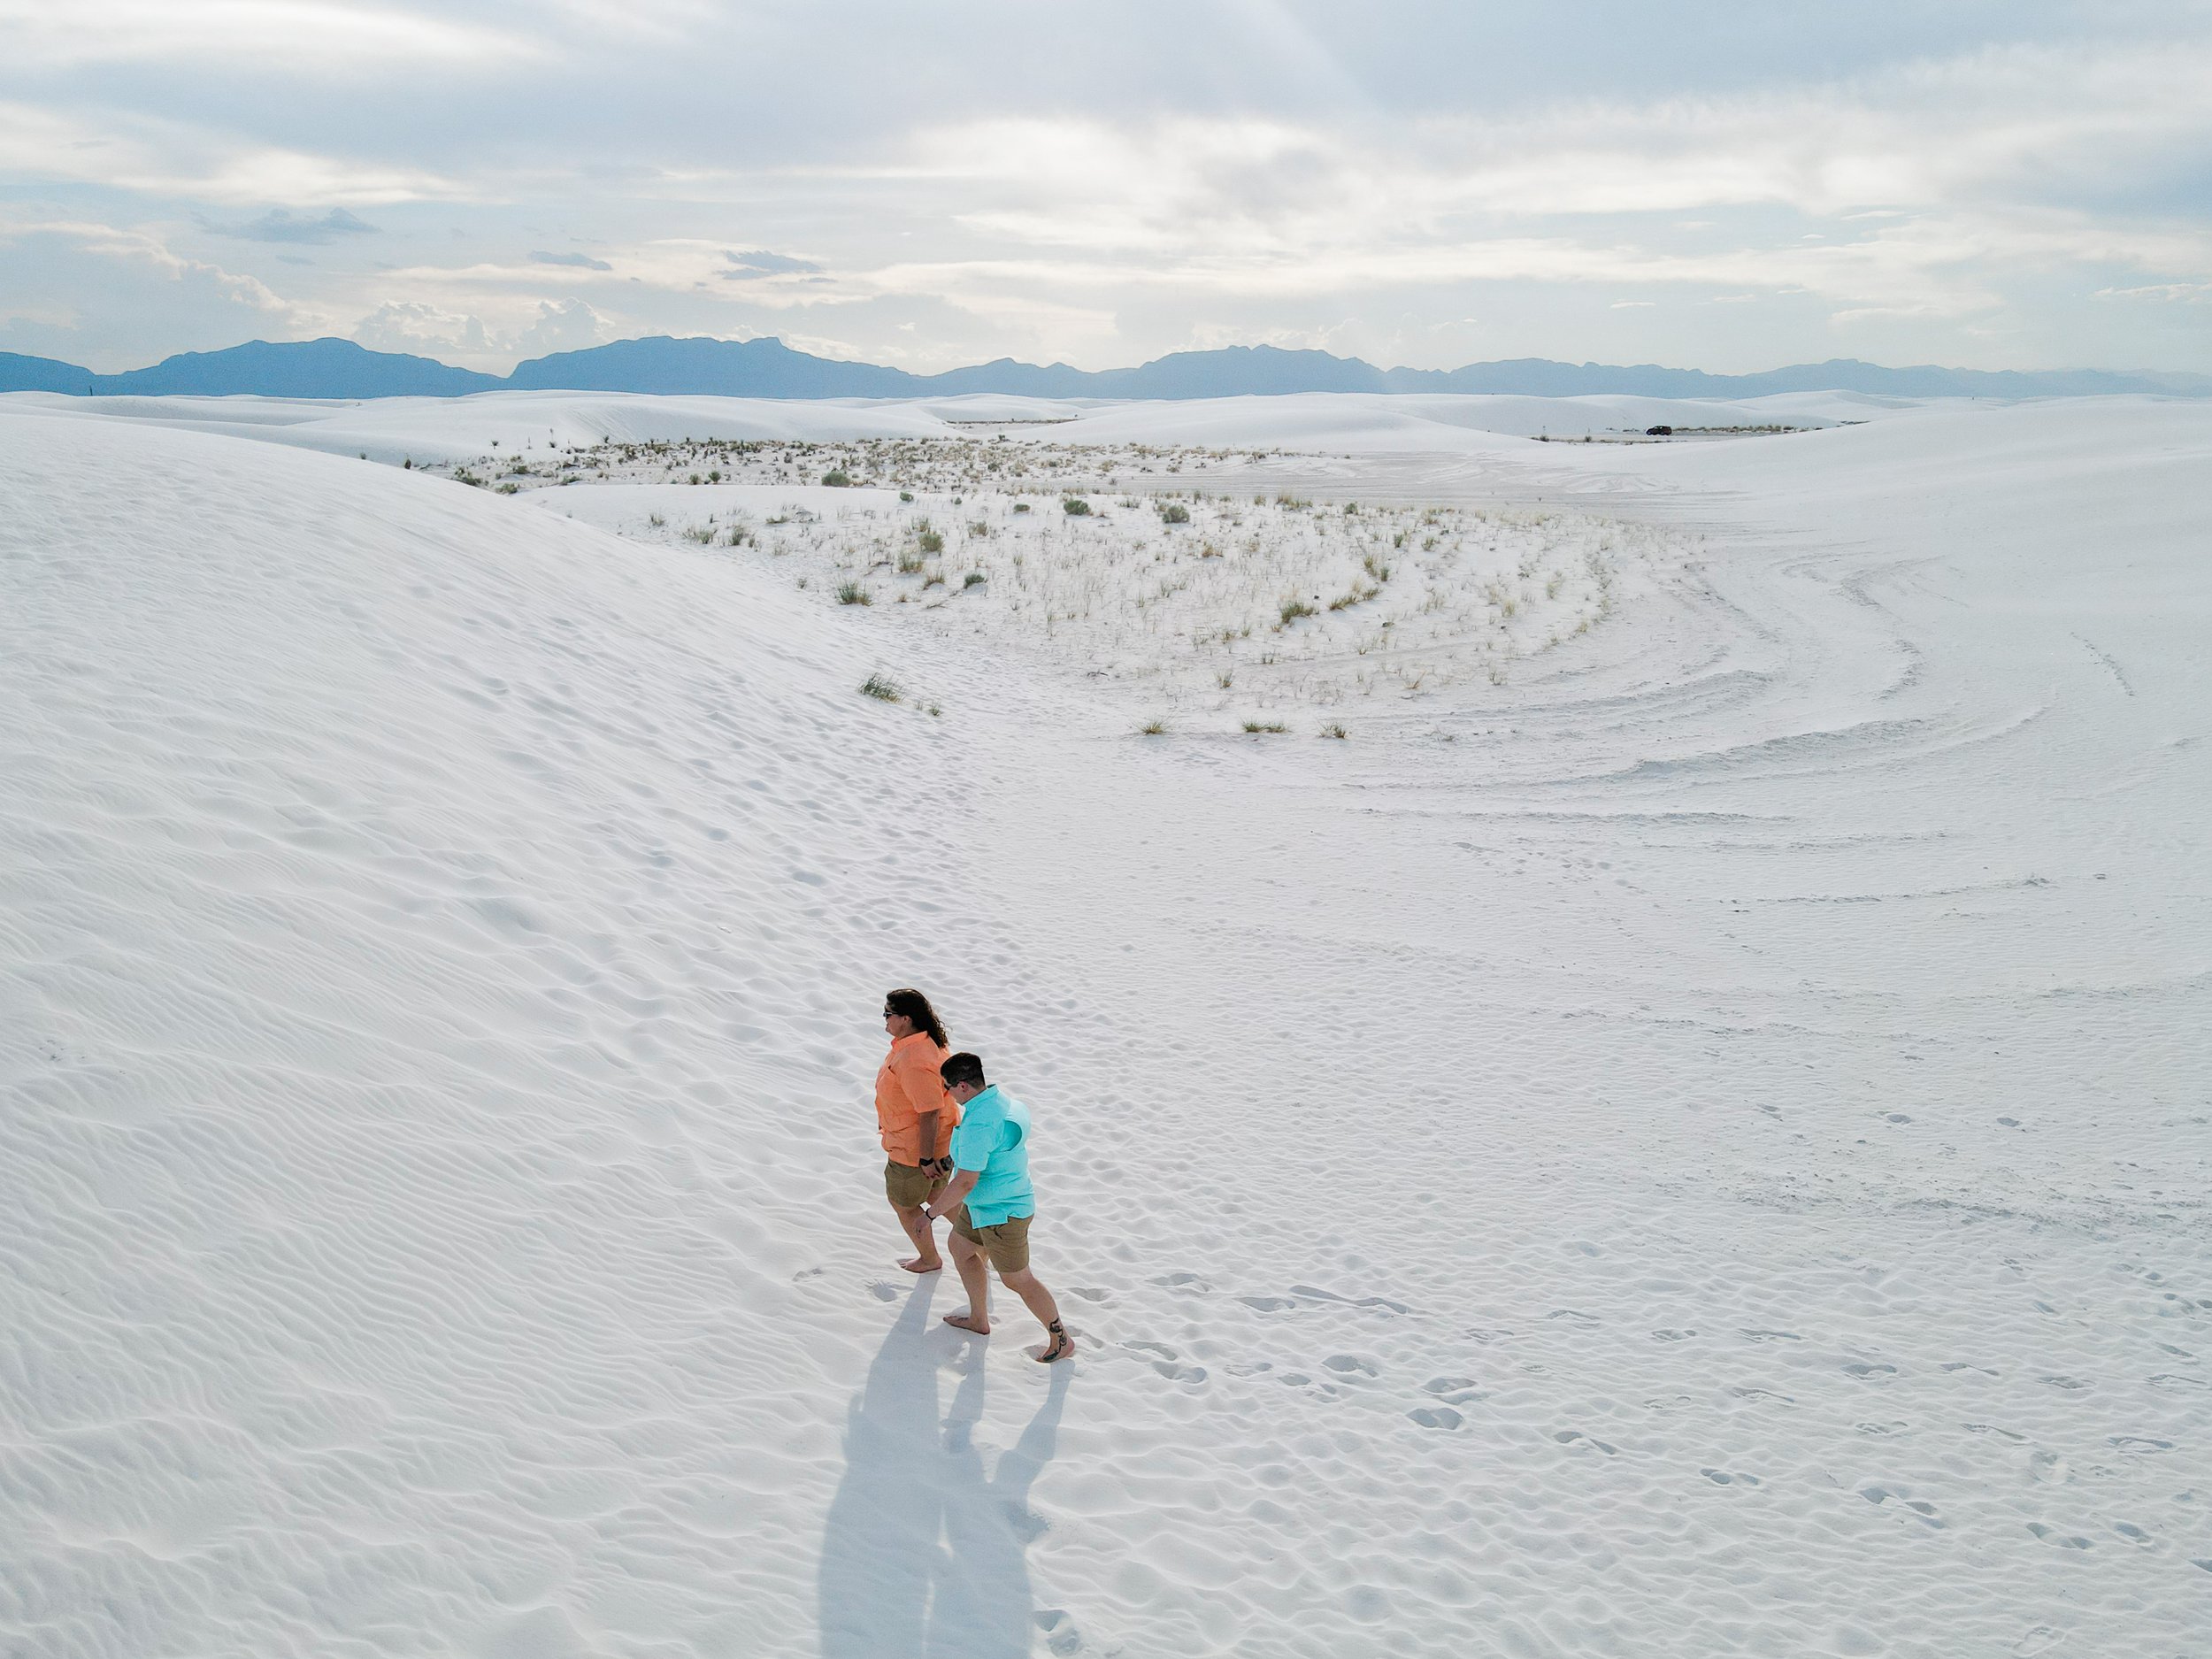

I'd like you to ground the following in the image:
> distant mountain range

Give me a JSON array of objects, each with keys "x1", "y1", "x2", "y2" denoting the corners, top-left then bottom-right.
[{"x1": 5, "y1": 335, "x2": 2207, "y2": 402}]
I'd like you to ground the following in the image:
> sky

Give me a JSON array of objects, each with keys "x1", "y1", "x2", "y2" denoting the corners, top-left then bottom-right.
[{"x1": 4, "y1": 1, "x2": 2209, "y2": 375}]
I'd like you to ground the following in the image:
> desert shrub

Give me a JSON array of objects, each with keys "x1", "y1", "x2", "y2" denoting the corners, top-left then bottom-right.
[
  {"x1": 1062, "y1": 498, "x2": 1091, "y2": 516},
  {"x1": 836, "y1": 581, "x2": 871, "y2": 606},
  {"x1": 899, "y1": 490, "x2": 915, "y2": 502},
  {"x1": 1012, "y1": 502, "x2": 1032, "y2": 514},
  {"x1": 918, "y1": 530, "x2": 944, "y2": 554},
  {"x1": 1158, "y1": 503, "x2": 1190, "y2": 525},
  {"x1": 860, "y1": 672, "x2": 901, "y2": 702},
  {"x1": 897, "y1": 551, "x2": 925, "y2": 573},
  {"x1": 453, "y1": 467, "x2": 486, "y2": 488},
  {"x1": 964, "y1": 572, "x2": 987, "y2": 588},
  {"x1": 823, "y1": 470, "x2": 853, "y2": 488},
  {"x1": 647, "y1": 512, "x2": 666, "y2": 527}
]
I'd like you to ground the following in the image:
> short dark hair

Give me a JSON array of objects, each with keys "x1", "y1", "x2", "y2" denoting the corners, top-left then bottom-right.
[{"x1": 940, "y1": 1051, "x2": 986, "y2": 1089}]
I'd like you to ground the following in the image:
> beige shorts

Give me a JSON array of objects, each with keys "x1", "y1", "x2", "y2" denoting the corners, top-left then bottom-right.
[
  {"x1": 951, "y1": 1208, "x2": 1033, "y2": 1274},
  {"x1": 884, "y1": 1159, "x2": 948, "y2": 1210}
]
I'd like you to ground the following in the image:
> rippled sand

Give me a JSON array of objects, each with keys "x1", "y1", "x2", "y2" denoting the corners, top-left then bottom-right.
[{"x1": 3, "y1": 392, "x2": 2206, "y2": 1657}]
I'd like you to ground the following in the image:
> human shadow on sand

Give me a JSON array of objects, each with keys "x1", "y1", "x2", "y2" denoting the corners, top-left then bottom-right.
[{"x1": 818, "y1": 1279, "x2": 1070, "y2": 1659}]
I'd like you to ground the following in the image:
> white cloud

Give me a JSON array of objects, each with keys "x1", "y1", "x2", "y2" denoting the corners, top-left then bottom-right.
[
  {"x1": 352, "y1": 296, "x2": 610, "y2": 365},
  {"x1": 0, "y1": 1, "x2": 540, "y2": 69},
  {"x1": 0, "y1": 101, "x2": 465, "y2": 204}
]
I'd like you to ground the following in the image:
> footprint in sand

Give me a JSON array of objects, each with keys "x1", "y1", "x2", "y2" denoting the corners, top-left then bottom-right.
[
  {"x1": 1861, "y1": 1487, "x2": 1943, "y2": 1526},
  {"x1": 1291, "y1": 1286, "x2": 1411, "y2": 1315},
  {"x1": 2026, "y1": 1523, "x2": 2093, "y2": 1549},
  {"x1": 1151, "y1": 1271, "x2": 1211, "y2": 1294},
  {"x1": 1552, "y1": 1430, "x2": 1618, "y2": 1455},
  {"x1": 1324, "y1": 1354, "x2": 1379, "y2": 1378},
  {"x1": 1408, "y1": 1406, "x2": 1462, "y2": 1430},
  {"x1": 1239, "y1": 1295, "x2": 1300, "y2": 1312},
  {"x1": 1067, "y1": 1286, "x2": 1113, "y2": 1303},
  {"x1": 1701, "y1": 1468, "x2": 1762, "y2": 1486}
]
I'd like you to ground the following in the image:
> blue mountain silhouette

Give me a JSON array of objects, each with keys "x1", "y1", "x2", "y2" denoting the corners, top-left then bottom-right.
[{"x1": 4, "y1": 334, "x2": 2204, "y2": 401}]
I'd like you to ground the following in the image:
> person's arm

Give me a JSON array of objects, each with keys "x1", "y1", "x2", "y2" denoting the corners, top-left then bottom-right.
[
  {"x1": 923, "y1": 1167, "x2": 978, "y2": 1223},
  {"x1": 895, "y1": 1051, "x2": 949, "y2": 1170}
]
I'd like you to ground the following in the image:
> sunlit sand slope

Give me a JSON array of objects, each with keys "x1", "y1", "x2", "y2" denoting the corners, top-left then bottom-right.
[{"x1": 3, "y1": 395, "x2": 2208, "y2": 1658}]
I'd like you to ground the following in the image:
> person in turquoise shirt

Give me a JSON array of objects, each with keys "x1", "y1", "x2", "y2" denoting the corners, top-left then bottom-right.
[{"x1": 922, "y1": 1052, "x2": 1073, "y2": 1363}]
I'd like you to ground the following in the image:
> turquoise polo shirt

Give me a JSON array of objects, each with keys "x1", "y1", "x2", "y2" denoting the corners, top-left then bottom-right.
[{"x1": 949, "y1": 1084, "x2": 1034, "y2": 1228}]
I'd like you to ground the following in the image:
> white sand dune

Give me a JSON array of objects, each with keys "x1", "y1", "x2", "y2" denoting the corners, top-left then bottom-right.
[{"x1": 3, "y1": 391, "x2": 2208, "y2": 1657}]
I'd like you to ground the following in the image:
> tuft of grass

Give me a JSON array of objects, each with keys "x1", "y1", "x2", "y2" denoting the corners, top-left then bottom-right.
[
  {"x1": 836, "y1": 581, "x2": 872, "y2": 606},
  {"x1": 1319, "y1": 722, "x2": 1348, "y2": 740},
  {"x1": 683, "y1": 525, "x2": 717, "y2": 545},
  {"x1": 1279, "y1": 598, "x2": 1317, "y2": 626},
  {"x1": 823, "y1": 470, "x2": 853, "y2": 488},
  {"x1": 963, "y1": 571, "x2": 987, "y2": 588},
  {"x1": 1062, "y1": 497, "x2": 1091, "y2": 516},
  {"x1": 1158, "y1": 503, "x2": 1190, "y2": 525},
  {"x1": 1241, "y1": 719, "x2": 1288, "y2": 735},
  {"x1": 918, "y1": 529, "x2": 944, "y2": 554},
  {"x1": 859, "y1": 672, "x2": 902, "y2": 702},
  {"x1": 1139, "y1": 718, "x2": 1169, "y2": 736},
  {"x1": 1363, "y1": 552, "x2": 1391, "y2": 582},
  {"x1": 896, "y1": 551, "x2": 926, "y2": 574},
  {"x1": 647, "y1": 512, "x2": 666, "y2": 527}
]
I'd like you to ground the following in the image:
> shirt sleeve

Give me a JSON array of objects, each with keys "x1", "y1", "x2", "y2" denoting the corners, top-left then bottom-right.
[
  {"x1": 894, "y1": 1049, "x2": 944, "y2": 1118},
  {"x1": 950, "y1": 1109, "x2": 994, "y2": 1173}
]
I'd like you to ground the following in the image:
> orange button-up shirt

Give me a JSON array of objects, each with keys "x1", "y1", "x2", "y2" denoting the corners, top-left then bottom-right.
[{"x1": 875, "y1": 1031, "x2": 959, "y2": 1165}]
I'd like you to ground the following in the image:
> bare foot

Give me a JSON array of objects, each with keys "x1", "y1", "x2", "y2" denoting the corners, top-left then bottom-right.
[
  {"x1": 944, "y1": 1312, "x2": 991, "y2": 1334},
  {"x1": 1035, "y1": 1327, "x2": 1075, "y2": 1363},
  {"x1": 899, "y1": 1256, "x2": 943, "y2": 1274}
]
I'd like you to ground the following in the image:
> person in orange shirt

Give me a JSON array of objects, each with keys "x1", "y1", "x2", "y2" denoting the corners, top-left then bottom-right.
[{"x1": 876, "y1": 987, "x2": 961, "y2": 1273}]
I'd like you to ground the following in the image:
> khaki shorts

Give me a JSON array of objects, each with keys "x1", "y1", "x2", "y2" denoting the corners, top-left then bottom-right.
[
  {"x1": 951, "y1": 1208, "x2": 1033, "y2": 1274},
  {"x1": 884, "y1": 1159, "x2": 948, "y2": 1210}
]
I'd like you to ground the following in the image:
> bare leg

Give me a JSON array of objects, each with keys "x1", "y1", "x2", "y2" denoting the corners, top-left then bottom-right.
[
  {"x1": 891, "y1": 1202, "x2": 942, "y2": 1273},
  {"x1": 999, "y1": 1267, "x2": 1072, "y2": 1361},
  {"x1": 943, "y1": 1230, "x2": 992, "y2": 1333}
]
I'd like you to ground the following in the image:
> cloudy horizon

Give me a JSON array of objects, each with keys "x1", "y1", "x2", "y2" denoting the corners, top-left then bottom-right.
[{"x1": 4, "y1": 0, "x2": 2209, "y2": 376}]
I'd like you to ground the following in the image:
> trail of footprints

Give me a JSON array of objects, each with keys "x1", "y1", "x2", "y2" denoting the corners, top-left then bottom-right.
[{"x1": 938, "y1": 1268, "x2": 2212, "y2": 1581}]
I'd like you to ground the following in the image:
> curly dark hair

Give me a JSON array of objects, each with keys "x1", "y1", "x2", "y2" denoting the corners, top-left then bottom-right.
[{"x1": 883, "y1": 987, "x2": 948, "y2": 1048}]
